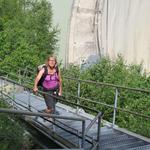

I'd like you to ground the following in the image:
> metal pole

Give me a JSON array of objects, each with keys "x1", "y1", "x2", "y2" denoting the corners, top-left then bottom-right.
[
  {"x1": 0, "y1": 108, "x2": 85, "y2": 121},
  {"x1": 112, "y1": 88, "x2": 118, "y2": 126},
  {"x1": 77, "y1": 58, "x2": 84, "y2": 113},
  {"x1": 28, "y1": 91, "x2": 31, "y2": 110},
  {"x1": 81, "y1": 120, "x2": 86, "y2": 149},
  {"x1": 12, "y1": 83, "x2": 16, "y2": 108},
  {"x1": 97, "y1": 115, "x2": 102, "y2": 150},
  {"x1": 77, "y1": 80, "x2": 80, "y2": 112}
]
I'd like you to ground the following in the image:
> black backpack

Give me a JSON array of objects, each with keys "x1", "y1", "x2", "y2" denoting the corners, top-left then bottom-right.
[{"x1": 37, "y1": 64, "x2": 59, "y2": 87}]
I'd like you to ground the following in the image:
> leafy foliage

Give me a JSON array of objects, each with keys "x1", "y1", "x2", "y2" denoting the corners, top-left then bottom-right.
[
  {"x1": 0, "y1": 0, "x2": 59, "y2": 148},
  {"x1": 63, "y1": 56, "x2": 150, "y2": 137},
  {"x1": 0, "y1": 100, "x2": 24, "y2": 149},
  {"x1": 0, "y1": 0, "x2": 59, "y2": 76}
]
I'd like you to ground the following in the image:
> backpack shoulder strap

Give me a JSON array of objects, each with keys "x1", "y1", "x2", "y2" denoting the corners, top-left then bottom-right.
[
  {"x1": 43, "y1": 65, "x2": 48, "y2": 76},
  {"x1": 55, "y1": 65, "x2": 59, "y2": 74}
]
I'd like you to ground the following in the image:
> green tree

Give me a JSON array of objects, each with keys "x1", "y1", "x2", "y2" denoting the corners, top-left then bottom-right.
[
  {"x1": 63, "y1": 56, "x2": 150, "y2": 137},
  {"x1": 0, "y1": 0, "x2": 59, "y2": 76}
]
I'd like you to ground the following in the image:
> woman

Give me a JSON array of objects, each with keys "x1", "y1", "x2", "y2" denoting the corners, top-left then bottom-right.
[{"x1": 33, "y1": 55, "x2": 62, "y2": 113}]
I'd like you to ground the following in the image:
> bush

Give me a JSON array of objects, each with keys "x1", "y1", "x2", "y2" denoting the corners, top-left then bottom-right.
[{"x1": 63, "y1": 56, "x2": 150, "y2": 137}]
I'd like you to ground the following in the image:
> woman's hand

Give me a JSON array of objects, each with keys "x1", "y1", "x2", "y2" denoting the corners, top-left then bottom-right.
[
  {"x1": 58, "y1": 91, "x2": 62, "y2": 96},
  {"x1": 33, "y1": 86, "x2": 38, "y2": 93}
]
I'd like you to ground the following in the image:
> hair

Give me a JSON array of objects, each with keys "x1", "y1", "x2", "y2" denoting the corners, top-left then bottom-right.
[{"x1": 46, "y1": 55, "x2": 57, "y2": 66}]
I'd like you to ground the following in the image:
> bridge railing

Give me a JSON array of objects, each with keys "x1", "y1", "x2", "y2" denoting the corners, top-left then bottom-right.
[
  {"x1": 0, "y1": 108, "x2": 87, "y2": 148},
  {"x1": 1, "y1": 67, "x2": 150, "y2": 118},
  {"x1": 63, "y1": 76, "x2": 150, "y2": 137},
  {"x1": 0, "y1": 62, "x2": 35, "y2": 83},
  {"x1": 0, "y1": 76, "x2": 103, "y2": 149},
  {"x1": 1, "y1": 67, "x2": 150, "y2": 137}
]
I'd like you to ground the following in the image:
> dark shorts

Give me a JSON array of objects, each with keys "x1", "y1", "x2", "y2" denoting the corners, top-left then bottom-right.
[{"x1": 43, "y1": 86, "x2": 59, "y2": 112}]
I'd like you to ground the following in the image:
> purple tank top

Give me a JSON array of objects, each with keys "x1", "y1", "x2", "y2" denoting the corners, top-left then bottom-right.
[{"x1": 42, "y1": 72, "x2": 59, "y2": 90}]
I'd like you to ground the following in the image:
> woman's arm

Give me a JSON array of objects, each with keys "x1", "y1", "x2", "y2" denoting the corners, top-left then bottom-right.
[{"x1": 33, "y1": 68, "x2": 44, "y2": 92}]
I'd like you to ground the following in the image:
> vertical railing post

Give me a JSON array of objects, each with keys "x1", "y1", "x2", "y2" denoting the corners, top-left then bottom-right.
[
  {"x1": 12, "y1": 83, "x2": 15, "y2": 108},
  {"x1": 97, "y1": 114, "x2": 102, "y2": 150},
  {"x1": 77, "y1": 58, "x2": 85, "y2": 113},
  {"x1": 77, "y1": 130, "x2": 80, "y2": 147},
  {"x1": 81, "y1": 120, "x2": 86, "y2": 149},
  {"x1": 112, "y1": 88, "x2": 118, "y2": 126},
  {"x1": 28, "y1": 90, "x2": 31, "y2": 110},
  {"x1": 77, "y1": 80, "x2": 80, "y2": 112}
]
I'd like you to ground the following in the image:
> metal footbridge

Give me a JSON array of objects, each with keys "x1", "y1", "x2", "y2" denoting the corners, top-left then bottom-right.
[{"x1": 0, "y1": 69, "x2": 150, "y2": 149}]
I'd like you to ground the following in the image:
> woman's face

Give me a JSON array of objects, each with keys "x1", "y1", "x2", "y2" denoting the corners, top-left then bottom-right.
[{"x1": 48, "y1": 57, "x2": 56, "y2": 68}]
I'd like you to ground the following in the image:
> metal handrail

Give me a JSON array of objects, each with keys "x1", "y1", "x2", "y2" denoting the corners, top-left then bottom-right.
[
  {"x1": 39, "y1": 93, "x2": 99, "y2": 113},
  {"x1": 1, "y1": 76, "x2": 150, "y2": 120},
  {"x1": 0, "y1": 76, "x2": 99, "y2": 113},
  {"x1": 1, "y1": 90, "x2": 85, "y2": 137},
  {"x1": 0, "y1": 69, "x2": 33, "y2": 86},
  {"x1": 64, "y1": 76, "x2": 150, "y2": 93},
  {"x1": 1, "y1": 74, "x2": 150, "y2": 120},
  {"x1": 85, "y1": 111, "x2": 103, "y2": 150},
  {"x1": 1, "y1": 68, "x2": 150, "y2": 137},
  {"x1": 85, "y1": 112, "x2": 102, "y2": 133},
  {"x1": 0, "y1": 69, "x2": 34, "y2": 80},
  {"x1": 63, "y1": 76, "x2": 150, "y2": 127},
  {"x1": 63, "y1": 91, "x2": 150, "y2": 119},
  {"x1": 0, "y1": 94, "x2": 87, "y2": 149},
  {"x1": 0, "y1": 77, "x2": 105, "y2": 149},
  {"x1": 1, "y1": 82, "x2": 103, "y2": 149},
  {"x1": 2, "y1": 89, "x2": 84, "y2": 136},
  {"x1": 0, "y1": 108, "x2": 85, "y2": 121},
  {"x1": 63, "y1": 91, "x2": 114, "y2": 108},
  {"x1": 0, "y1": 77, "x2": 97, "y2": 149}
]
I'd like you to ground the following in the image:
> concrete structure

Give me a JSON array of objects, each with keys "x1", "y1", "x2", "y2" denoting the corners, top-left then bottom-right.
[
  {"x1": 68, "y1": 0, "x2": 150, "y2": 72},
  {"x1": 68, "y1": 0, "x2": 102, "y2": 66}
]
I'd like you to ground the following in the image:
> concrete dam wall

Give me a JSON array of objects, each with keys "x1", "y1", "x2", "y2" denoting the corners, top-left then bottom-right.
[{"x1": 68, "y1": 0, "x2": 150, "y2": 72}]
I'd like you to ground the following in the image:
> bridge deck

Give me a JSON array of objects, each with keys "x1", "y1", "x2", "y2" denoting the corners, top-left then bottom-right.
[{"x1": 6, "y1": 91, "x2": 149, "y2": 150}]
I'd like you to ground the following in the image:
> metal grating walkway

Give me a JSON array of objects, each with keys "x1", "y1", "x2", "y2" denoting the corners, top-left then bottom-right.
[{"x1": 8, "y1": 91, "x2": 150, "y2": 150}]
